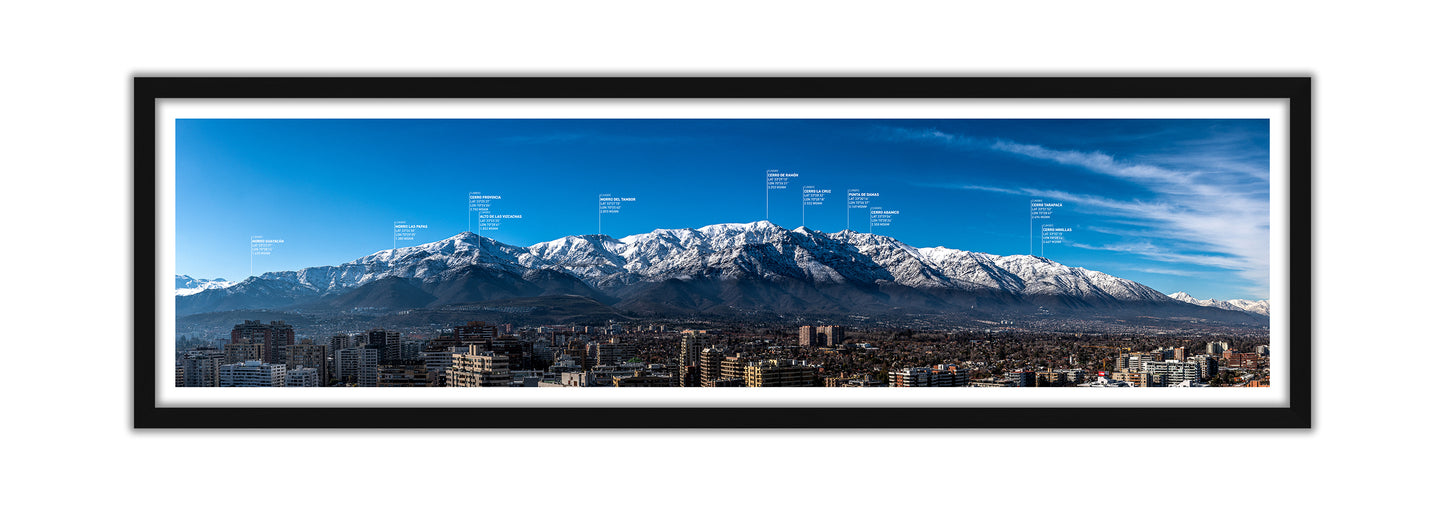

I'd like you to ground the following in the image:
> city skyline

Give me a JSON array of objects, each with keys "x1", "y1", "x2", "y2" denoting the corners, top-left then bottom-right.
[
  {"x1": 177, "y1": 318, "x2": 1270, "y2": 389},
  {"x1": 176, "y1": 118, "x2": 1270, "y2": 300}
]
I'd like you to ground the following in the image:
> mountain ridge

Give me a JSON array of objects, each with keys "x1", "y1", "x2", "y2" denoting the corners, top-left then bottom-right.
[
  {"x1": 1169, "y1": 291, "x2": 1270, "y2": 316},
  {"x1": 176, "y1": 221, "x2": 1264, "y2": 323},
  {"x1": 175, "y1": 275, "x2": 236, "y2": 296}
]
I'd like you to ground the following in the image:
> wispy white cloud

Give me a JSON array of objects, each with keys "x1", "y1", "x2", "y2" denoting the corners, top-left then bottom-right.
[
  {"x1": 990, "y1": 140, "x2": 1198, "y2": 187},
  {"x1": 1087, "y1": 262, "x2": 1211, "y2": 278},
  {"x1": 1130, "y1": 267, "x2": 1210, "y2": 277},
  {"x1": 1071, "y1": 241, "x2": 1256, "y2": 273},
  {"x1": 888, "y1": 126, "x2": 1270, "y2": 298},
  {"x1": 1136, "y1": 152, "x2": 1269, "y2": 182},
  {"x1": 875, "y1": 126, "x2": 966, "y2": 144}
]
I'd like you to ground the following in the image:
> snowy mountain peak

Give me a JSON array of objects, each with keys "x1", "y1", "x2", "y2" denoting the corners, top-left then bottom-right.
[
  {"x1": 1168, "y1": 291, "x2": 1201, "y2": 304},
  {"x1": 1169, "y1": 291, "x2": 1269, "y2": 316},
  {"x1": 535, "y1": 234, "x2": 618, "y2": 247},
  {"x1": 696, "y1": 220, "x2": 782, "y2": 234},
  {"x1": 359, "y1": 231, "x2": 523, "y2": 263},
  {"x1": 180, "y1": 224, "x2": 1257, "y2": 320},
  {"x1": 447, "y1": 230, "x2": 480, "y2": 241},
  {"x1": 1224, "y1": 299, "x2": 1271, "y2": 316},
  {"x1": 175, "y1": 275, "x2": 237, "y2": 296}
]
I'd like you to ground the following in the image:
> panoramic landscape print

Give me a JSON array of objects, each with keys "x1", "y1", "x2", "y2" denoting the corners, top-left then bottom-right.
[{"x1": 173, "y1": 118, "x2": 1271, "y2": 389}]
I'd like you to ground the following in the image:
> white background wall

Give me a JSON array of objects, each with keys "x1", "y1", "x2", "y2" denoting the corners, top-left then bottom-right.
[{"x1": 2, "y1": 1, "x2": 1435, "y2": 504}]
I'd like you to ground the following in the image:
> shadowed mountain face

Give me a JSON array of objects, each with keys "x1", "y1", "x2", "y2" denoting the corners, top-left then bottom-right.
[
  {"x1": 176, "y1": 222, "x2": 1267, "y2": 325},
  {"x1": 311, "y1": 276, "x2": 436, "y2": 310}
]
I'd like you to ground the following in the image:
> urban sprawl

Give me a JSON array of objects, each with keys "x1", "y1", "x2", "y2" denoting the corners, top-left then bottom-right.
[{"x1": 175, "y1": 319, "x2": 1270, "y2": 389}]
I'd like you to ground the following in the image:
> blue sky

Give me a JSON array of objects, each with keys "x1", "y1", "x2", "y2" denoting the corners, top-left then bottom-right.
[{"x1": 176, "y1": 118, "x2": 1270, "y2": 300}]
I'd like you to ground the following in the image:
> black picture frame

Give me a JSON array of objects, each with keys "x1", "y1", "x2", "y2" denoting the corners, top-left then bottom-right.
[{"x1": 135, "y1": 76, "x2": 1311, "y2": 429}]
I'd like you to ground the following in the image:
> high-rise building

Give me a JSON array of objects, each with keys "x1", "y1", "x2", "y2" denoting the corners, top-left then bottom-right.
[
  {"x1": 676, "y1": 332, "x2": 709, "y2": 387},
  {"x1": 800, "y1": 326, "x2": 846, "y2": 347},
  {"x1": 743, "y1": 359, "x2": 817, "y2": 387},
  {"x1": 329, "y1": 333, "x2": 358, "y2": 356},
  {"x1": 1118, "y1": 353, "x2": 1152, "y2": 372},
  {"x1": 1143, "y1": 360, "x2": 1202, "y2": 386},
  {"x1": 720, "y1": 355, "x2": 748, "y2": 381},
  {"x1": 563, "y1": 340, "x2": 593, "y2": 371},
  {"x1": 1189, "y1": 355, "x2": 1219, "y2": 379},
  {"x1": 1005, "y1": 370, "x2": 1036, "y2": 387},
  {"x1": 889, "y1": 365, "x2": 968, "y2": 387},
  {"x1": 421, "y1": 345, "x2": 469, "y2": 385},
  {"x1": 798, "y1": 326, "x2": 819, "y2": 347},
  {"x1": 489, "y1": 337, "x2": 531, "y2": 371},
  {"x1": 447, "y1": 345, "x2": 510, "y2": 387},
  {"x1": 1206, "y1": 341, "x2": 1230, "y2": 355},
  {"x1": 399, "y1": 338, "x2": 426, "y2": 360},
  {"x1": 284, "y1": 367, "x2": 320, "y2": 387},
  {"x1": 223, "y1": 342, "x2": 266, "y2": 365},
  {"x1": 286, "y1": 340, "x2": 329, "y2": 386},
  {"x1": 219, "y1": 360, "x2": 286, "y2": 387},
  {"x1": 818, "y1": 326, "x2": 846, "y2": 347},
  {"x1": 589, "y1": 341, "x2": 634, "y2": 367},
  {"x1": 230, "y1": 320, "x2": 295, "y2": 364},
  {"x1": 336, "y1": 346, "x2": 379, "y2": 387},
  {"x1": 179, "y1": 348, "x2": 225, "y2": 387},
  {"x1": 441, "y1": 322, "x2": 528, "y2": 370},
  {"x1": 454, "y1": 321, "x2": 499, "y2": 345},
  {"x1": 378, "y1": 360, "x2": 439, "y2": 387},
  {"x1": 1036, "y1": 369, "x2": 1087, "y2": 387},
  {"x1": 1110, "y1": 371, "x2": 1153, "y2": 388},
  {"x1": 678, "y1": 365, "x2": 700, "y2": 388},
  {"x1": 532, "y1": 339, "x2": 553, "y2": 361},
  {"x1": 700, "y1": 347, "x2": 725, "y2": 385},
  {"x1": 1221, "y1": 350, "x2": 1262, "y2": 370},
  {"x1": 842, "y1": 377, "x2": 885, "y2": 387},
  {"x1": 367, "y1": 328, "x2": 402, "y2": 362},
  {"x1": 889, "y1": 367, "x2": 933, "y2": 387}
]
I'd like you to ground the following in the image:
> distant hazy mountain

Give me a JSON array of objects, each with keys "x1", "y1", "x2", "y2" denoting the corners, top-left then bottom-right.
[
  {"x1": 175, "y1": 275, "x2": 236, "y2": 296},
  {"x1": 1168, "y1": 291, "x2": 1270, "y2": 316},
  {"x1": 175, "y1": 221, "x2": 1263, "y2": 324},
  {"x1": 175, "y1": 276, "x2": 320, "y2": 316}
]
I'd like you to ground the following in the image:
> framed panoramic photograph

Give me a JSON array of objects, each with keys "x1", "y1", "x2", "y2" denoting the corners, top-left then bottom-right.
[{"x1": 134, "y1": 77, "x2": 1311, "y2": 428}]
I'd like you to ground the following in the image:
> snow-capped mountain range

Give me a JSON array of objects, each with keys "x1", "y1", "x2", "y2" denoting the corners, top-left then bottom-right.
[
  {"x1": 1168, "y1": 292, "x2": 1270, "y2": 316},
  {"x1": 175, "y1": 275, "x2": 236, "y2": 296},
  {"x1": 175, "y1": 221, "x2": 1264, "y2": 322}
]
